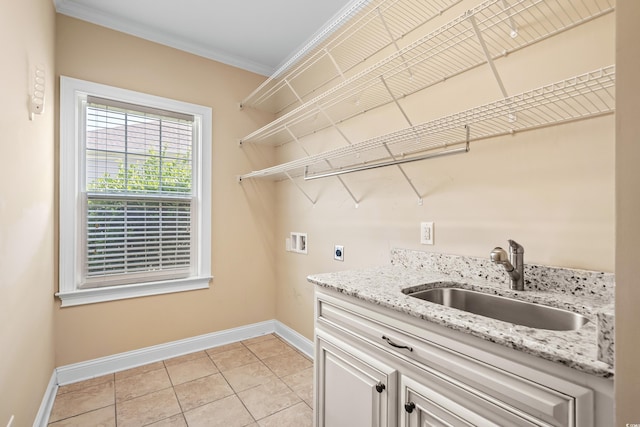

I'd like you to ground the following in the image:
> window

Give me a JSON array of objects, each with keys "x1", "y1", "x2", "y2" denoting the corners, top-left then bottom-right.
[{"x1": 58, "y1": 77, "x2": 212, "y2": 306}]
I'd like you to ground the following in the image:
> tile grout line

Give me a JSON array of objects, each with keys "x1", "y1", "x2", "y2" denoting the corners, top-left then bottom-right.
[
  {"x1": 234, "y1": 389, "x2": 259, "y2": 426},
  {"x1": 167, "y1": 383, "x2": 185, "y2": 427},
  {"x1": 163, "y1": 359, "x2": 190, "y2": 426},
  {"x1": 208, "y1": 341, "x2": 259, "y2": 425},
  {"x1": 171, "y1": 346, "x2": 254, "y2": 425},
  {"x1": 55, "y1": 373, "x2": 114, "y2": 397},
  {"x1": 113, "y1": 373, "x2": 117, "y2": 427},
  {"x1": 47, "y1": 403, "x2": 115, "y2": 426},
  {"x1": 175, "y1": 353, "x2": 231, "y2": 421},
  {"x1": 254, "y1": 401, "x2": 312, "y2": 424},
  {"x1": 48, "y1": 375, "x2": 117, "y2": 425},
  {"x1": 115, "y1": 363, "x2": 176, "y2": 426}
]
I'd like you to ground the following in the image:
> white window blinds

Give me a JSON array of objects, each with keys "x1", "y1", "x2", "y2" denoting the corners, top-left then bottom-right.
[{"x1": 83, "y1": 96, "x2": 195, "y2": 288}]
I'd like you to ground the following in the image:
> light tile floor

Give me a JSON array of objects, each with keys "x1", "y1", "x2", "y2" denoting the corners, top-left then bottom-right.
[{"x1": 48, "y1": 334, "x2": 314, "y2": 426}]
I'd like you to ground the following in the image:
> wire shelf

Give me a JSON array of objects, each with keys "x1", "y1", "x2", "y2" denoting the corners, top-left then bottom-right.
[
  {"x1": 241, "y1": 0, "x2": 464, "y2": 114},
  {"x1": 238, "y1": 66, "x2": 615, "y2": 182},
  {"x1": 239, "y1": 0, "x2": 614, "y2": 147}
]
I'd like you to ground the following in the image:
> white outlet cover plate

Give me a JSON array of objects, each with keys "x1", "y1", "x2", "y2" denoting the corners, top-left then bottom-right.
[
  {"x1": 334, "y1": 245, "x2": 344, "y2": 261},
  {"x1": 420, "y1": 222, "x2": 434, "y2": 245}
]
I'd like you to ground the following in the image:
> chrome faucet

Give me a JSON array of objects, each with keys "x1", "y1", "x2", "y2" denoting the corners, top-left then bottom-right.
[{"x1": 490, "y1": 240, "x2": 525, "y2": 291}]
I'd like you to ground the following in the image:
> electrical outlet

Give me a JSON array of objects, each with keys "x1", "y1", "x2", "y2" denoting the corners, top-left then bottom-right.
[
  {"x1": 334, "y1": 245, "x2": 344, "y2": 261},
  {"x1": 420, "y1": 222, "x2": 434, "y2": 245}
]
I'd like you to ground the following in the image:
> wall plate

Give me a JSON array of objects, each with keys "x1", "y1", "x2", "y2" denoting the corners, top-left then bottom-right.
[
  {"x1": 420, "y1": 222, "x2": 434, "y2": 245},
  {"x1": 334, "y1": 245, "x2": 344, "y2": 261},
  {"x1": 290, "y1": 232, "x2": 308, "y2": 254}
]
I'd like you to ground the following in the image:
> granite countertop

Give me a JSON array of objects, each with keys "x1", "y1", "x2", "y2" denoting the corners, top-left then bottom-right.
[{"x1": 308, "y1": 249, "x2": 615, "y2": 379}]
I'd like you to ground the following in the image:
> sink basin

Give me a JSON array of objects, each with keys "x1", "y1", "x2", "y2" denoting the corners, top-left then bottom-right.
[{"x1": 406, "y1": 287, "x2": 589, "y2": 331}]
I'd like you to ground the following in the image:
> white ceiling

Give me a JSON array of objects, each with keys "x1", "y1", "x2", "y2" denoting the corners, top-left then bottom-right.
[{"x1": 54, "y1": 0, "x2": 359, "y2": 76}]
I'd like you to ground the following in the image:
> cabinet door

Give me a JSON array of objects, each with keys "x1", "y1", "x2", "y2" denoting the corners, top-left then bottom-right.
[
  {"x1": 316, "y1": 332, "x2": 397, "y2": 427},
  {"x1": 400, "y1": 374, "x2": 543, "y2": 427}
]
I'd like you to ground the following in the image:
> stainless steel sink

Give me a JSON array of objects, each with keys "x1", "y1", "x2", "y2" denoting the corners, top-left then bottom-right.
[{"x1": 406, "y1": 287, "x2": 589, "y2": 331}]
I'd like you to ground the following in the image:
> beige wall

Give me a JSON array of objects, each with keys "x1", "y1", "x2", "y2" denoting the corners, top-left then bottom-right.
[
  {"x1": 0, "y1": 0, "x2": 56, "y2": 424},
  {"x1": 0, "y1": 1, "x2": 634, "y2": 424},
  {"x1": 54, "y1": 15, "x2": 277, "y2": 365},
  {"x1": 615, "y1": 1, "x2": 640, "y2": 424},
  {"x1": 273, "y1": 2, "x2": 616, "y2": 341}
]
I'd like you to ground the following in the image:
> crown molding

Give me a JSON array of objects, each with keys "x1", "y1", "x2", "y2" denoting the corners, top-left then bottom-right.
[{"x1": 54, "y1": 0, "x2": 273, "y2": 76}]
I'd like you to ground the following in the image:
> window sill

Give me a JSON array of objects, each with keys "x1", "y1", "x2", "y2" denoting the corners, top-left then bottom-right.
[{"x1": 56, "y1": 276, "x2": 212, "y2": 307}]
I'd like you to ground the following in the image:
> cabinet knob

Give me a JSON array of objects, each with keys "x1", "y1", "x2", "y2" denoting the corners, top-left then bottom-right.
[
  {"x1": 375, "y1": 382, "x2": 385, "y2": 393},
  {"x1": 404, "y1": 402, "x2": 416, "y2": 413}
]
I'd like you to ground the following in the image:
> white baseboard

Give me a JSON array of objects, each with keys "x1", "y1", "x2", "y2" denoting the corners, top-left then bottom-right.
[
  {"x1": 275, "y1": 321, "x2": 314, "y2": 359},
  {"x1": 55, "y1": 319, "x2": 313, "y2": 386},
  {"x1": 36, "y1": 319, "x2": 313, "y2": 426},
  {"x1": 33, "y1": 371, "x2": 58, "y2": 427}
]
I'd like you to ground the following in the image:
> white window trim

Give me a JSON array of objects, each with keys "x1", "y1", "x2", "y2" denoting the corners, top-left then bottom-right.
[{"x1": 58, "y1": 76, "x2": 212, "y2": 307}]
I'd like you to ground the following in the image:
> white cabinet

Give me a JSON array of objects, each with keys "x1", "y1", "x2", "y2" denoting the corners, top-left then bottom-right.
[
  {"x1": 314, "y1": 287, "x2": 610, "y2": 427},
  {"x1": 316, "y1": 332, "x2": 397, "y2": 427}
]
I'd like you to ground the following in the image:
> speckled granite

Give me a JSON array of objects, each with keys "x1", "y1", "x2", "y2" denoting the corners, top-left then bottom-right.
[
  {"x1": 308, "y1": 249, "x2": 615, "y2": 378},
  {"x1": 596, "y1": 304, "x2": 615, "y2": 366}
]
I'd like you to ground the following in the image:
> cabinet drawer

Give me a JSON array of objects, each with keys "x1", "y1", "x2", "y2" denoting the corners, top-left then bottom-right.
[
  {"x1": 317, "y1": 291, "x2": 591, "y2": 427},
  {"x1": 400, "y1": 373, "x2": 540, "y2": 427}
]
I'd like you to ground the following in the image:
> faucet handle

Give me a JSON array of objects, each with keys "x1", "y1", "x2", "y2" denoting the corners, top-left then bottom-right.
[
  {"x1": 490, "y1": 247, "x2": 509, "y2": 263},
  {"x1": 508, "y1": 239, "x2": 524, "y2": 254}
]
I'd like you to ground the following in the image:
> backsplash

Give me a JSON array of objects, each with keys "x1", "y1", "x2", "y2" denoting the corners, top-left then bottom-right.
[{"x1": 390, "y1": 248, "x2": 615, "y2": 301}]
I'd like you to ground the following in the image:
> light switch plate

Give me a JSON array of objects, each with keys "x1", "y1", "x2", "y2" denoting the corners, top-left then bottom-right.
[{"x1": 420, "y1": 222, "x2": 434, "y2": 245}]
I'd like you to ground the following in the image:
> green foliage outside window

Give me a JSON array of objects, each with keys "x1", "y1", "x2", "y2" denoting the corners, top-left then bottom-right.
[{"x1": 88, "y1": 149, "x2": 191, "y2": 194}]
